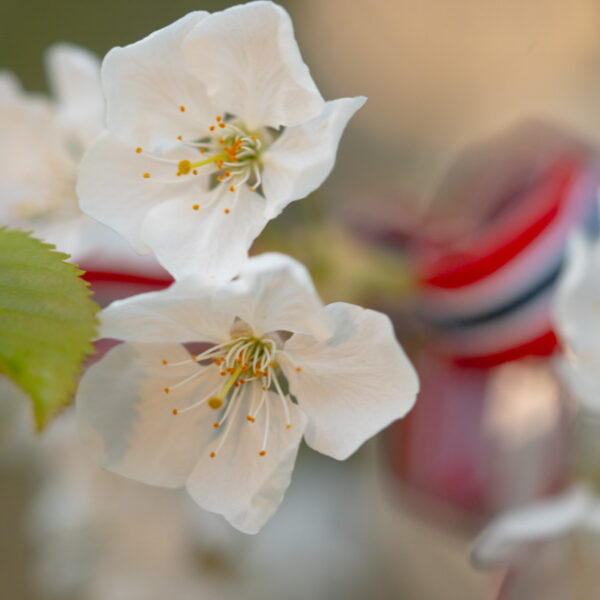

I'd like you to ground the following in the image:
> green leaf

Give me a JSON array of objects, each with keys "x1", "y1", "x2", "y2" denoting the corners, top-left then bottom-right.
[{"x1": 0, "y1": 228, "x2": 99, "y2": 430}]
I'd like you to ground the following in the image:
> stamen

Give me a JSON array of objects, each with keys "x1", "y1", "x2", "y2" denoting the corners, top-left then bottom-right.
[{"x1": 259, "y1": 398, "x2": 271, "y2": 456}]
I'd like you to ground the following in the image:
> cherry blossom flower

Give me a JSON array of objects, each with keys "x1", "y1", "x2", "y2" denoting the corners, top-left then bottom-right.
[
  {"x1": 0, "y1": 44, "x2": 159, "y2": 274},
  {"x1": 77, "y1": 1, "x2": 366, "y2": 281},
  {"x1": 76, "y1": 253, "x2": 418, "y2": 533},
  {"x1": 472, "y1": 485, "x2": 600, "y2": 599}
]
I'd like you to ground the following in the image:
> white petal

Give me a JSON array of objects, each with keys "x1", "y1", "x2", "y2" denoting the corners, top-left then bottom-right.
[
  {"x1": 185, "y1": 387, "x2": 307, "y2": 534},
  {"x1": 471, "y1": 486, "x2": 594, "y2": 567},
  {"x1": 77, "y1": 131, "x2": 198, "y2": 253},
  {"x1": 45, "y1": 42, "x2": 104, "y2": 150},
  {"x1": 281, "y1": 302, "x2": 419, "y2": 460},
  {"x1": 261, "y1": 97, "x2": 366, "y2": 218},
  {"x1": 0, "y1": 78, "x2": 74, "y2": 224},
  {"x1": 183, "y1": 1, "x2": 324, "y2": 130},
  {"x1": 102, "y1": 11, "x2": 214, "y2": 146},
  {"x1": 76, "y1": 342, "x2": 223, "y2": 487},
  {"x1": 140, "y1": 185, "x2": 265, "y2": 282},
  {"x1": 216, "y1": 253, "x2": 332, "y2": 339},
  {"x1": 99, "y1": 279, "x2": 233, "y2": 343},
  {"x1": 0, "y1": 70, "x2": 21, "y2": 98}
]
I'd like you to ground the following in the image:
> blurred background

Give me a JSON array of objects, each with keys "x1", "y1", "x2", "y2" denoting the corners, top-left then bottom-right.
[{"x1": 3, "y1": 0, "x2": 600, "y2": 598}]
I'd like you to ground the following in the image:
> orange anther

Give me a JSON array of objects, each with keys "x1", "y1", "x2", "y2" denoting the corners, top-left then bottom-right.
[
  {"x1": 136, "y1": 147, "x2": 142, "y2": 153},
  {"x1": 269, "y1": 361, "x2": 275, "y2": 367},
  {"x1": 176, "y1": 172, "x2": 181, "y2": 177},
  {"x1": 143, "y1": 172, "x2": 151, "y2": 178},
  {"x1": 233, "y1": 382, "x2": 239, "y2": 388},
  {"x1": 172, "y1": 408, "x2": 178, "y2": 415},
  {"x1": 193, "y1": 204, "x2": 199, "y2": 211},
  {"x1": 262, "y1": 370, "x2": 268, "y2": 376},
  {"x1": 177, "y1": 135, "x2": 182, "y2": 141},
  {"x1": 239, "y1": 378, "x2": 246, "y2": 384},
  {"x1": 219, "y1": 122, "x2": 225, "y2": 128},
  {"x1": 250, "y1": 187, "x2": 255, "y2": 192},
  {"x1": 224, "y1": 208, "x2": 230, "y2": 214},
  {"x1": 296, "y1": 366, "x2": 302, "y2": 372},
  {"x1": 246, "y1": 415, "x2": 255, "y2": 423},
  {"x1": 164, "y1": 387, "x2": 169, "y2": 393},
  {"x1": 213, "y1": 422, "x2": 220, "y2": 428},
  {"x1": 286, "y1": 424, "x2": 291, "y2": 429},
  {"x1": 229, "y1": 186, "x2": 235, "y2": 192},
  {"x1": 193, "y1": 169, "x2": 198, "y2": 175},
  {"x1": 162, "y1": 359, "x2": 168, "y2": 365},
  {"x1": 180, "y1": 105, "x2": 186, "y2": 112},
  {"x1": 225, "y1": 171, "x2": 231, "y2": 177},
  {"x1": 210, "y1": 451, "x2": 216, "y2": 458},
  {"x1": 209, "y1": 125, "x2": 215, "y2": 131},
  {"x1": 216, "y1": 115, "x2": 222, "y2": 122},
  {"x1": 200, "y1": 148, "x2": 205, "y2": 154},
  {"x1": 262, "y1": 385, "x2": 267, "y2": 391},
  {"x1": 259, "y1": 450, "x2": 266, "y2": 456},
  {"x1": 220, "y1": 371, "x2": 226, "y2": 376}
]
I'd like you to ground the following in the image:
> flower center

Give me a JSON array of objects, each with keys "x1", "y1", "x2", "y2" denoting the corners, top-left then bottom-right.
[
  {"x1": 137, "y1": 113, "x2": 267, "y2": 211},
  {"x1": 161, "y1": 332, "x2": 293, "y2": 459}
]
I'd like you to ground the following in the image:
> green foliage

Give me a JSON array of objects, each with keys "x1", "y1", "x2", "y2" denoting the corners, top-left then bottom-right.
[{"x1": 0, "y1": 229, "x2": 99, "y2": 429}]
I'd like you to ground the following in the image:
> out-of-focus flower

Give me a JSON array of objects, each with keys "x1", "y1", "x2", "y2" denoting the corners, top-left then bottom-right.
[
  {"x1": 553, "y1": 232, "x2": 600, "y2": 413},
  {"x1": 77, "y1": 1, "x2": 365, "y2": 282},
  {"x1": 76, "y1": 253, "x2": 418, "y2": 533},
  {"x1": 472, "y1": 485, "x2": 600, "y2": 599},
  {"x1": 0, "y1": 43, "x2": 161, "y2": 280}
]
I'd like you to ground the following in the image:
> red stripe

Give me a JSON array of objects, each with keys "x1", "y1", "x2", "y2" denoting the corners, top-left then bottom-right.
[
  {"x1": 451, "y1": 330, "x2": 559, "y2": 368},
  {"x1": 422, "y1": 161, "x2": 579, "y2": 289},
  {"x1": 82, "y1": 270, "x2": 173, "y2": 288}
]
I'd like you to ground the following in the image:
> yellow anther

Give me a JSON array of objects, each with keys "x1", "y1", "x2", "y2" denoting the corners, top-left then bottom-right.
[
  {"x1": 177, "y1": 135, "x2": 182, "y2": 141},
  {"x1": 208, "y1": 397, "x2": 223, "y2": 410},
  {"x1": 178, "y1": 159, "x2": 191, "y2": 174},
  {"x1": 136, "y1": 147, "x2": 142, "y2": 153},
  {"x1": 143, "y1": 172, "x2": 151, "y2": 178}
]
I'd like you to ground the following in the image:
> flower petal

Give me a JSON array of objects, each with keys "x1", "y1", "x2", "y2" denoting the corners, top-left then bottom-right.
[
  {"x1": 281, "y1": 302, "x2": 419, "y2": 460},
  {"x1": 215, "y1": 253, "x2": 332, "y2": 339},
  {"x1": 185, "y1": 387, "x2": 307, "y2": 534},
  {"x1": 183, "y1": 1, "x2": 324, "y2": 130},
  {"x1": 76, "y1": 342, "x2": 222, "y2": 488},
  {"x1": 102, "y1": 11, "x2": 214, "y2": 146},
  {"x1": 471, "y1": 486, "x2": 593, "y2": 567},
  {"x1": 77, "y1": 131, "x2": 199, "y2": 253},
  {"x1": 261, "y1": 97, "x2": 366, "y2": 218},
  {"x1": 45, "y1": 42, "x2": 104, "y2": 150},
  {"x1": 99, "y1": 280, "x2": 233, "y2": 343},
  {"x1": 140, "y1": 185, "x2": 265, "y2": 282}
]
